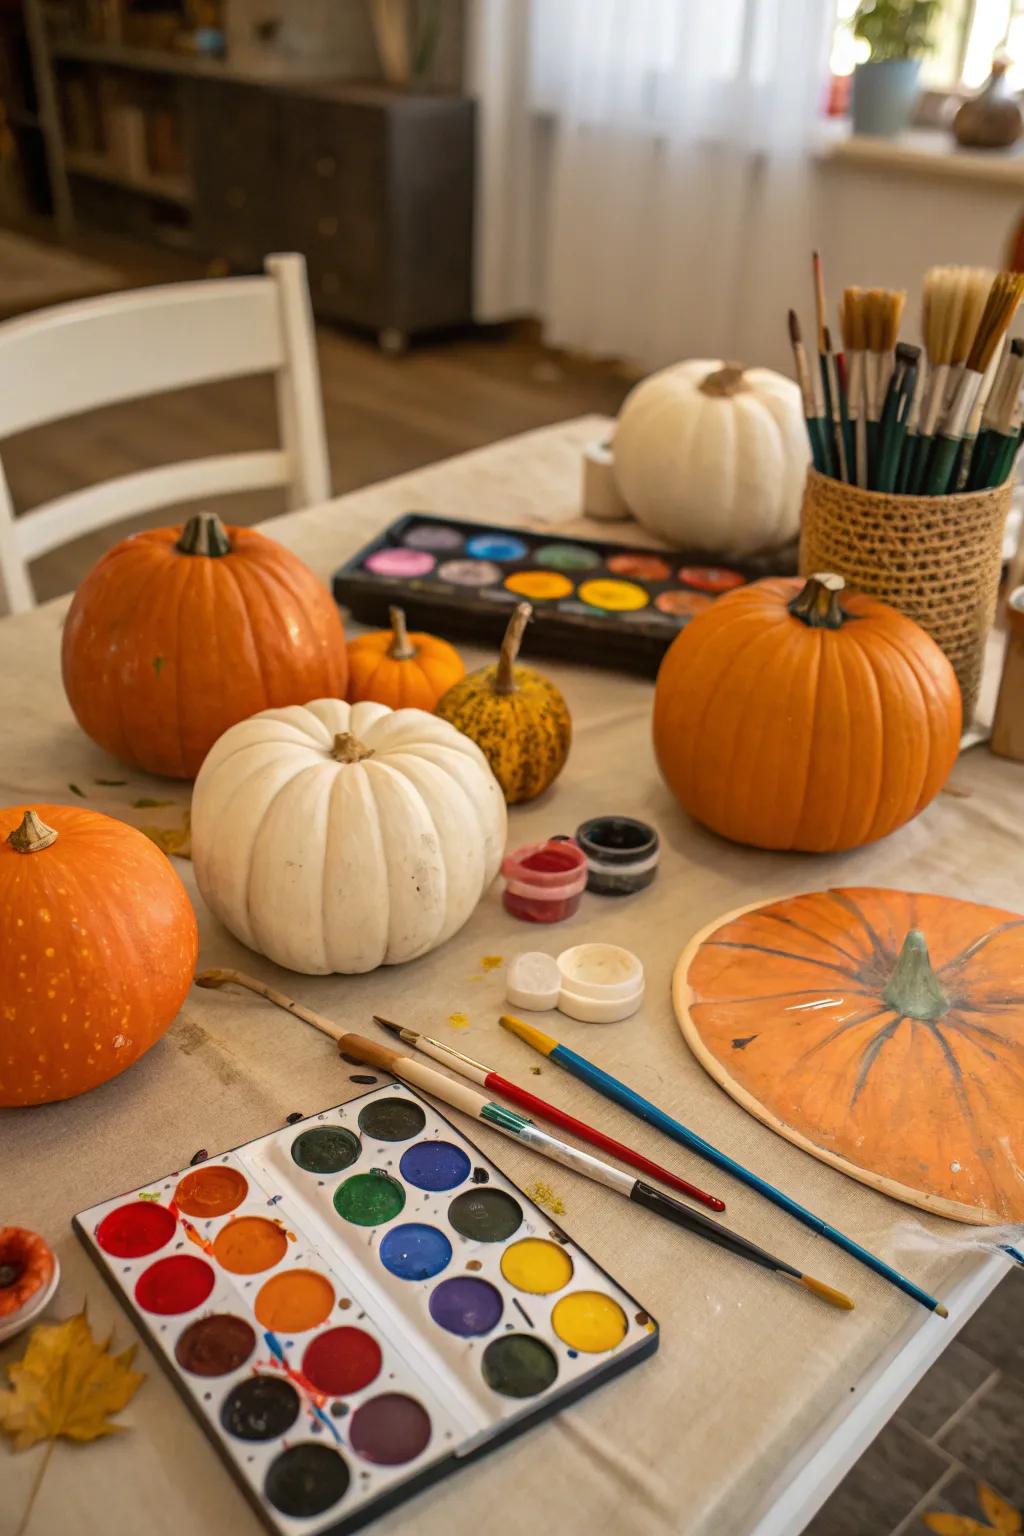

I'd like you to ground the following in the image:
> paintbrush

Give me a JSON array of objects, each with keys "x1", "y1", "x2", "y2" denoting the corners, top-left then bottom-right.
[
  {"x1": 194, "y1": 971, "x2": 853, "y2": 1310},
  {"x1": 788, "y1": 309, "x2": 827, "y2": 473},
  {"x1": 924, "y1": 271, "x2": 1024, "y2": 494},
  {"x1": 876, "y1": 343, "x2": 919, "y2": 493},
  {"x1": 839, "y1": 287, "x2": 866, "y2": 484},
  {"x1": 910, "y1": 266, "x2": 993, "y2": 492},
  {"x1": 812, "y1": 251, "x2": 836, "y2": 476},
  {"x1": 823, "y1": 325, "x2": 849, "y2": 482},
  {"x1": 864, "y1": 287, "x2": 906, "y2": 486},
  {"x1": 967, "y1": 336, "x2": 1024, "y2": 490},
  {"x1": 373, "y1": 1017, "x2": 725, "y2": 1211},
  {"x1": 499, "y1": 1015, "x2": 948, "y2": 1318}
]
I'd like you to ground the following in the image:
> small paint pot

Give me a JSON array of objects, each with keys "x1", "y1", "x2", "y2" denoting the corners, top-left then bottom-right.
[
  {"x1": 506, "y1": 951, "x2": 561, "y2": 1010},
  {"x1": 501, "y1": 840, "x2": 588, "y2": 924},
  {"x1": 575, "y1": 816, "x2": 659, "y2": 897}
]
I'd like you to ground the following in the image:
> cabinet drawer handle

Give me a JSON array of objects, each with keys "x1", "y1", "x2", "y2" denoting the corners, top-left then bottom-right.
[
  {"x1": 316, "y1": 155, "x2": 337, "y2": 178},
  {"x1": 318, "y1": 215, "x2": 338, "y2": 237}
]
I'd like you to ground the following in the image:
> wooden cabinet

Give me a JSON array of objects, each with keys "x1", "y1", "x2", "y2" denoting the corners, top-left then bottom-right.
[{"x1": 190, "y1": 80, "x2": 474, "y2": 346}]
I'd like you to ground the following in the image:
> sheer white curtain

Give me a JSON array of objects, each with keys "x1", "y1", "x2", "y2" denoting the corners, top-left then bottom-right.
[{"x1": 467, "y1": 0, "x2": 834, "y2": 371}]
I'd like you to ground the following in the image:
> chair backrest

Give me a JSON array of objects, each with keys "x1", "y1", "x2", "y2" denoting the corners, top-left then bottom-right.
[{"x1": 0, "y1": 251, "x2": 331, "y2": 613}]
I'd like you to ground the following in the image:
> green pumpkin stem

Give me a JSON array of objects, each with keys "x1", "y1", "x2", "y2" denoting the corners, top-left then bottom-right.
[
  {"x1": 884, "y1": 929, "x2": 949, "y2": 1022},
  {"x1": 789, "y1": 572, "x2": 847, "y2": 630},
  {"x1": 494, "y1": 603, "x2": 532, "y2": 695},
  {"x1": 388, "y1": 607, "x2": 416, "y2": 662},
  {"x1": 7, "y1": 810, "x2": 58, "y2": 853},
  {"x1": 176, "y1": 512, "x2": 232, "y2": 558}
]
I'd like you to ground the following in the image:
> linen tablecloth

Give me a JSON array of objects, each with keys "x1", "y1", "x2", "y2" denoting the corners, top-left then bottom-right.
[{"x1": 1, "y1": 417, "x2": 1020, "y2": 1536}]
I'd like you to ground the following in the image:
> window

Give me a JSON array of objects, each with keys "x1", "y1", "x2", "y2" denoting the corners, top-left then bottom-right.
[{"x1": 831, "y1": 0, "x2": 1024, "y2": 91}]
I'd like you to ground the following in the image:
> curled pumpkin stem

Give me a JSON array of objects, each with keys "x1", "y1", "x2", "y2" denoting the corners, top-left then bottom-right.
[{"x1": 494, "y1": 603, "x2": 532, "y2": 695}]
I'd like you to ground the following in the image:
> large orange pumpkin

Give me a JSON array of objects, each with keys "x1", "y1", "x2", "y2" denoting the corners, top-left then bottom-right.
[
  {"x1": 347, "y1": 606, "x2": 464, "y2": 709},
  {"x1": 62, "y1": 511, "x2": 347, "y2": 779},
  {"x1": 0, "y1": 805, "x2": 198, "y2": 1106},
  {"x1": 674, "y1": 886, "x2": 1024, "y2": 1224},
  {"x1": 652, "y1": 572, "x2": 961, "y2": 852}
]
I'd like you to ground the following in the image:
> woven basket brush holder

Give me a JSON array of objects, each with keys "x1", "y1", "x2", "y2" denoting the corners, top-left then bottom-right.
[{"x1": 799, "y1": 468, "x2": 1011, "y2": 722}]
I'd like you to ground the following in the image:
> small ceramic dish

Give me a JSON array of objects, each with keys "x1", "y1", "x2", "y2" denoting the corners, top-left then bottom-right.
[
  {"x1": 556, "y1": 943, "x2": 644, "y2": 1001},
  {"x1": 505, "y1": 942, "x2": 644, "y2": 1023},
  {"x1": 0, "y1": 1244, "x2": 60, "y2": 1345}
]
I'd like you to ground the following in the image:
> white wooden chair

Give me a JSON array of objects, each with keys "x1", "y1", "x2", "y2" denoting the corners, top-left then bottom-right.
[{"x1": 0, "y1": 252, "x2": 331, "y2": 613}]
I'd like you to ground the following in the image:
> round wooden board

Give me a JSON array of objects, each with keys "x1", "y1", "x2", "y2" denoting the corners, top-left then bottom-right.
[{"x1": 672, "y1": 888, "x2": 1024, "y2": 1226}]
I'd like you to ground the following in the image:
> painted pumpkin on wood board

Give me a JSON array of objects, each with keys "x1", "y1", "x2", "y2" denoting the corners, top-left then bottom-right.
[
  {"x1": 0, "y1": 805, "x2": 198, "y2": 1106},
  {"x1": 435, "y1": 603, "x2": 571, "y2": 804},
  {"x1": 652, "y1": 572, "x2": 961, "y2": 852},
  {"x1": 674, "y1": 887, "x2": 1024, "y2": 1224},
  {"x1": 62, "y1": 511, "x2": 348, "y2": 779},
  {"x1": 191, "y1": 699, "x2": 507, "y2": 975},
  {"x1": 347, "y1": 607, "x2": 465, "y2": 710}
]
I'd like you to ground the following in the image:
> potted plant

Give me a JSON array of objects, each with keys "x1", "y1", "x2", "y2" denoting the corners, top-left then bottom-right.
[{"x1": 851, "y1": 0, "x2": 938, "y2": 137}]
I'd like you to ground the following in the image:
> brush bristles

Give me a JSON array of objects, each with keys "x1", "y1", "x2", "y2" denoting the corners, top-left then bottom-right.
[
  {"x1": 921, "y1": 265, "x2": 993, "y2": 367},
  {"x1": 788, "y1": 308, "x2": 802, "y2": 346},
  {"x1": 954, "y1": 268, "x2": 995, "y2": 363},
  {"x1": 864, "y1": 288, "x2": 905, "y2": 353},
  {"x1": 840, "y1": 287, "x2": 865, "y2": 351},
  {"x1": 967, "y1": 271, "x2": 1024, "y2": 374},
  {"x1": 799, "y1": 1274, "x2": 856, "y2": 1310}
]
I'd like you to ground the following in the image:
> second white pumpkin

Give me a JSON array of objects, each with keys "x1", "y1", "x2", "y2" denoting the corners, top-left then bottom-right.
[
  {"x1": 612, "y1": 360, "x2": 809, "y2": 556},
  {"x1": 192, "y1": 699, "x2": 507, "y2": 975}
]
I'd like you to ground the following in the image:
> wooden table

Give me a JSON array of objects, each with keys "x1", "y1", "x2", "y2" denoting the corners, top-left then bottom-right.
[{"x1": 0, "y1": 418, "x2": 1016, "y2": 1536}]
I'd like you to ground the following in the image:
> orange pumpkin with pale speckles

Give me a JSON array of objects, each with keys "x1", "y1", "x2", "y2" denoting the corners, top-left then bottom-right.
[{"x1": 0, "y1": 804, "x2": 197, "y2": 1106}]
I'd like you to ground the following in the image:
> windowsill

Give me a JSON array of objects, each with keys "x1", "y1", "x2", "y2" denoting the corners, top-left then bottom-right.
[{"x1": 819, "y1": 121, "x2": 1024, "y2": 188}]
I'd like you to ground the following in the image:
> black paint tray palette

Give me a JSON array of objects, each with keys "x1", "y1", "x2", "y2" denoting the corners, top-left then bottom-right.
[
  {"x1": 332, "y1": 513, "x2": 780, "y2": 675},
  {"x1": 75, "y1": 1081, "x2": 658, "y2": 1536}
]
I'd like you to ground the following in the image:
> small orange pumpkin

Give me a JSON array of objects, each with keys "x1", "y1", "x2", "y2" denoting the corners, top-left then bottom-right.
[
  {"x1": 62, "y1": 511, "x2": 348, "y2": 779},
  {"x1": 347, "y1": 607, "x2": 464, "y2": 710},
  {"x1": 0, "y1": 1228, "x2": 55, "y2": 1317},
  {"x1": 652, "y1": 571, "x2": 961, "y2": 852},
  {"x1": 0, "y1": 805, "x2": 198, "y2": 1106}
]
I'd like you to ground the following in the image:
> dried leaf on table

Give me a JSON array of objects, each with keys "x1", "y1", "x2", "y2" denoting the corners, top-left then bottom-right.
[
  {"x1": 0, "y1": 1310, "x2": 143, "y2": 1452},
  {"x1": 923, "y1": 1516, "x2": 989, "y2": 1536},
  {"x1": 139, "y1": 809, "x2": 191, "y2": 859}
]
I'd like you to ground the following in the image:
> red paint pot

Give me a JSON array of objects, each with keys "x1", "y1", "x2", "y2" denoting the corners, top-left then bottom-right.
[{"x1": 501, "y1": 840, "x2": 587, "y2": 924}]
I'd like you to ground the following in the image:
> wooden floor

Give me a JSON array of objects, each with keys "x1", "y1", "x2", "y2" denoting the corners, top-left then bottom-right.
[{"x1": 1, "y1": 234, "x2": 629, "y2": 604}]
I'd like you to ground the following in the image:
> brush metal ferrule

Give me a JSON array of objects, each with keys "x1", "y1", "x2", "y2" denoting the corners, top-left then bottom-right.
[
  {"x1": 480, "y1": 1102, "x2": 532, "y2": 1134},
  {"x1": 944, "y1": 370, "x2": 984, "y2": 441}
]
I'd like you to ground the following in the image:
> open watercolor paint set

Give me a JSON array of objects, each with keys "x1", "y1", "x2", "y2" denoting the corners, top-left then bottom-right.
[
  {"x1": 74, "y1": 1079, "x2": 658, "y2": 1536},
  {"x1": 332, "y1": 513, "x2": 778, "y2": 674}
]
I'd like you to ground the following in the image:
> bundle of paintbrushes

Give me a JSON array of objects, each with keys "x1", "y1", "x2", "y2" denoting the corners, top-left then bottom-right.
[{"x1": 789, "y1": 256, "x2": 1024, "y2": 496}]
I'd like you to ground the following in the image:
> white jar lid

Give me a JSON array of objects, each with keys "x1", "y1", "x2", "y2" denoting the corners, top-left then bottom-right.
[{"x1": 506, "y1": 951, "x2": 561, "y2": 1012}]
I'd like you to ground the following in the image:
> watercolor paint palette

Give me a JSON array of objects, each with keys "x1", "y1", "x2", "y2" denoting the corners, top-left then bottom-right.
[
  {"x1": 332, "y1": 513, "x2": 783, "y2": 675},
  {"x1": 74, "y1": 1080, "x2": 658, "y2": 1536}
]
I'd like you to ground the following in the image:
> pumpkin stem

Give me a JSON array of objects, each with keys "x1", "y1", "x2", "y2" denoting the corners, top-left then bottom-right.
[
  {"x1": 884, "y1": 929, "x2": 949, "y2": 1022},
  {"x1": 331, "y1": 732, "x2": 375, "y2": 764},
  {"x1": 176, "y1": 512, "x2": 232, "y2": 558},
  {"x1": 6, "y1": 810, "x2": 58, "y2": 854},
  {"x1": 388, "y1": 607, "x2": 416, "y2": 661},
  {"x1": 494, "y1": 603, "x2": 532, "y2": 695},
  {"x1": 789, "y1": 572, "x2": 847, "y2": 630},
  {"x1": 699, "y1": 363, "x2": 749, "y2": 398}
]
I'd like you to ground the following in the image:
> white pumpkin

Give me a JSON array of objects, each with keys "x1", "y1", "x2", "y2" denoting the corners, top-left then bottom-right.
[
  {"x1": 612, "y1": 360, "x2": 809, "y2": 556},
  {"x1": 191, "y1": 699, "x2": 507, "y2": 975}
]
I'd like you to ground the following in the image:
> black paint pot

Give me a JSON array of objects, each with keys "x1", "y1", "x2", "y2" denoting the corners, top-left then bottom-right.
[{"x1": 575, "y1": 816, "x2": 659, "y2": 896}]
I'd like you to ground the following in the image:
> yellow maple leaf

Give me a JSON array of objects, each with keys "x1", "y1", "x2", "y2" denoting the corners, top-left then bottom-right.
[
  {"x1": 0, "y1": 1311, "x2": 143, "y2": 1452},
  {"x1": 979, "y1": 1485, "x2": 1022, "y2": 1536},
  {"x1": 924, "y1": 1485, "x2": 1022, "y2": 1536}
]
